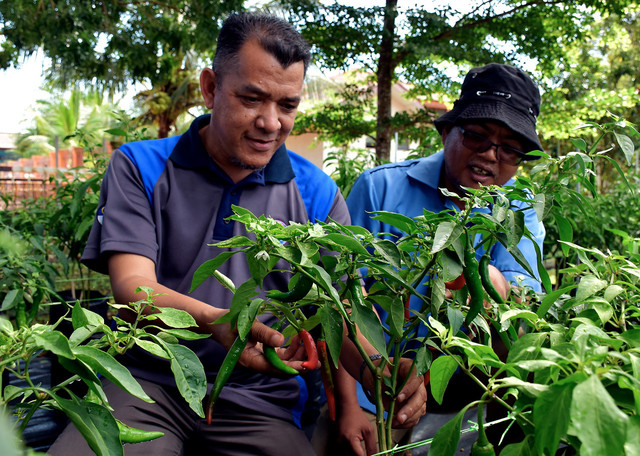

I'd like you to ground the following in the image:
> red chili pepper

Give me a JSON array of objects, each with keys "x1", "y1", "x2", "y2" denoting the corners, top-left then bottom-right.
[
  {"x1": 300, "y1": 329, "x2": 319, "y2": 370},
  {"x1": 424, "y1": 369, "x2": 431, "y2": 386},
  {"x1": 445, "y1": 273, "x2": 466, "y2": 290},
  {"x1": 404, "y1": 294, "x2": 411, "y2": 322},
  {"x1": 317, "y1": 339, "x2": 336, "y2": 421}
]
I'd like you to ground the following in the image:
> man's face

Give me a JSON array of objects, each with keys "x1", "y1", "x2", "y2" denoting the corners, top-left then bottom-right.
[
  {"x1": 441, "y1": 121, "x2": 524, "y2": 204},
  {"x1": 200, "y1": 39, "x2": 305, "y2": 182}
]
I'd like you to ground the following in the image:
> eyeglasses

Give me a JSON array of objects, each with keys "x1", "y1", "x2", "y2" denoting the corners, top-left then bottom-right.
[{"x1": 457, "y1": 126, "x2": 527, "y2": 166}]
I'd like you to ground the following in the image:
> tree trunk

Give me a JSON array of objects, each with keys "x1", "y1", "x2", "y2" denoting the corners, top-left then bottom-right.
[
  {"x1": 158, "y1": 116, "x2": 171, "y2": 139},
  {"x1": 375, "y1": 0, "x2": 397, "y2": 163}
]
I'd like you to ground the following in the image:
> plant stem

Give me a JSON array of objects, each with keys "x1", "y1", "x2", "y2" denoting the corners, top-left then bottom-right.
[
  {"x1": 444, "y1": 347, "x2": 535, "y2": 429},
  {"x1": 383, "y1": 340, "x2": 403, "y2": 449},
  {"x1": 345, "y1": 323, "x2": 388, "y2": 450}
]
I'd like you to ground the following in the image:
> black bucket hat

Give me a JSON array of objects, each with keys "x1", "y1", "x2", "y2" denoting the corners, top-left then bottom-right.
[{"x1": 434, "y1": 63, "x2": 543, "y2": 155}]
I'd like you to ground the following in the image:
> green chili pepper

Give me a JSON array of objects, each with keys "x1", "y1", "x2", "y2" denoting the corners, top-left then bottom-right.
[
  {"x1": 267, "y1": 273, "x2": 313, "y2": 302},
  {"x1": 264, "y1": 345, "x2": 300, "y2": 375},
  {"x1": 463, "y1": 238, "x2": 485, "y2": 326},
  {"x1": 479, "y1": 253, "x2": 505, "y2": 305},
  {"x1": 471, "y1": 402, "x2": 496, "y2": 456},
  {"x1": 117, "y1": 419, "x2": 164, "y2": 444},
  {"x1": 206, "y1": 334, "x2": 247, "y2": 424}
]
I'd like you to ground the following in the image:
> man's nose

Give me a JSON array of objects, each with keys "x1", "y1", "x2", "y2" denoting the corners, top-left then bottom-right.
[
  {"x1": 478, "y1": 142, "x2": 499, "y2": 161},
  {"x1": 255, "y1": 104, "x2": 281, "y2": 132}
]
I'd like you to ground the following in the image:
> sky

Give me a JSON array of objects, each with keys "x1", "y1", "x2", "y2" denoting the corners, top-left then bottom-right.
[{"x1": 0, "y1": 52, "x2": 50, "y2": 134}]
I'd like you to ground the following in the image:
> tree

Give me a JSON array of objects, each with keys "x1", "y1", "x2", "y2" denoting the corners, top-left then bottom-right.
[
  {"x1": 280, "y1": 0, "x2": 636, "y2": 163},
  {"x1": 14, "y1": 88, "x2": 115, "y2": 156},
  {"x1": 0, "y1": 0, "x2": 244, "y2": 137},
  {"x1": 133, "y1": 51, "x2": 204, "y2": 138},
  {"x1": 539, "y1": 3, "x2": 640, "y2": 173}
]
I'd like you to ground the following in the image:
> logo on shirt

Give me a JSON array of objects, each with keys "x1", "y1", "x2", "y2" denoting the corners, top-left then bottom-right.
[{"x1": 97, "y1": 206, "x2": 105, "y2": 225}]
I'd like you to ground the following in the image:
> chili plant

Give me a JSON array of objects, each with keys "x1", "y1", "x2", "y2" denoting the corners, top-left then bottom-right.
[
  {"x1": 0, "y1": 228, "x2": 60, "y2": 328},
  {"x1": 192, "y1": 116, "x2": 639, "y2": 454},
  {"x1": 421, "y1": 118, "x2": 640, "y2": 455},
  {"x1": 1, "y1": 287, "x2": 208, "y2": 456},
  {"x1": 190, "y1": 185, "x2": 537, "y2": 452}
]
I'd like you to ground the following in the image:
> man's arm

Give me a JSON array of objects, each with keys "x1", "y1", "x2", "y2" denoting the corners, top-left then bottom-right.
[
  {"x1": 484, "y1": 263, "x2": 511, "y2": 304},
  {"x1": 337, "y1": 329, "x2": 427, "y2": 429},
  {"x1": 107, "y1": 252, "x2": 307, "y2": 372},
  {"x1": 334, "y1": 362, "x2": 377, "y2": 456}
]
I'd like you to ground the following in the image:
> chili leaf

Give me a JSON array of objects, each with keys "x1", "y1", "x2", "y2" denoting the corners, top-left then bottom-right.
[
  {"x1": 320, "y1": 305, "x2": 343, "y2": 369},
  {"x1": 32, "y1": 330, "x2": 75, "y2": 359},
  {"x1": 51, "y1": 393, "x2": 123, "y2": 456},
  {"x1": 151, "y1": 337, "x2": 206, "y2": 418},
  {"x1": 190, "y1": 251, "x2": 241, "y2": 292},
  {"x1": 534, "y1": 382, "x2": 574, "y2": 456},
  {"x1": 428, "y1": 402, "x2": 475, "y2": 456},
  {"x1": 570, "y1": 375, "x2": 628, "y2": 456},
  {"x1": 429, "y1": 355, "x2": 460, "y2": 405},
  {"x1": 73, "y1": 345, "x2": 153, "y2": 403}
]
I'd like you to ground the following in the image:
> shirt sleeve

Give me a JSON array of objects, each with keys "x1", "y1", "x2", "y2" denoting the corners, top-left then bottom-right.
[
  {"x1": 326, "y1": 189, "x2": 351, "y2": 225},
  {"x1": 346, "y1": 171, "x2": 383, "y2": 234},
  {"x1": 81, "y1": 149, "x2": 159, "y2": 273}
]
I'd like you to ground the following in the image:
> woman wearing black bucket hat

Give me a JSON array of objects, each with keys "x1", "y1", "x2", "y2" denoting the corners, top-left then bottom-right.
[{"x1": 312, "y1": 63, "x2": 546, "y2": 456}]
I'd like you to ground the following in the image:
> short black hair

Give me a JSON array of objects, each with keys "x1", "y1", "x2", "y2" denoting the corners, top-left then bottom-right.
[{"x1": 213, "y1": 12, "x2": 311, "y2": 79}]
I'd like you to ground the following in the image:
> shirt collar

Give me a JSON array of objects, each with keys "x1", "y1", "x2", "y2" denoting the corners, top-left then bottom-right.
[
  {"x1": 406, "y1": 149, "x2": 517, "y2": 212},
  {"x1": 406, "y1": 150, "x2": 461, "y2": 212},
  {"x1": 170, "y1": 114, "x2": 213, "y2": 169},
  {"x1": 406, "y1": 149, "x2": 445, "y2": 189},
  {"x1": 170, "y1": 114, "x2": 295, "y2": 184}
]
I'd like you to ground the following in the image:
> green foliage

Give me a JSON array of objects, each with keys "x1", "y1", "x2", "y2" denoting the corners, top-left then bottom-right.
[
  {"x1": 46, "y1": 165, "x2": 106, "y2": 298},
  {"x1": 323, "y1": 147, "x2": 376, "y2": 198},
  {"x1": 0, "y1": 228, "x2": 59, "y2": 328},
  {"x1": 523, "y1": 115, "x2": 640, "y2": 289},
  {"x1": 0, "y1": 1, "x2": 243, "y2": 139},
  {"x1": 132, "y1": 52, "x2": 205, "y2": 138},
  {"x1": 0, "y1": 287, "x2": 208, "y2": 455},
  {"x1": 0, "y1": 1, "x2": 243, "y2": 91},
  {"x1": 538, "y1": 4, "x2": 640, "y2": 168},
  {"x1": 192, "y1": 116, "x2": 640, "y2": 454},
  {"x1": 294, "y1": 78, "x2": 377, "y2": 146},
  {"x1": 278, "y1": 0, "x2": 637, "y2": 162},
  {"x1": 14, "y1": 88, "x2": 118, "y2": 154}
]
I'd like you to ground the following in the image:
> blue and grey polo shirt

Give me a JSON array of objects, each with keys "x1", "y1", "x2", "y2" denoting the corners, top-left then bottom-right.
[{"x1": 82, "y1": 114, "x2": 350, "y2": 424}]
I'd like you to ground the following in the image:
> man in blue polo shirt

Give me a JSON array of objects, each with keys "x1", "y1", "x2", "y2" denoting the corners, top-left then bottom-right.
[
  {"x1": 320, "y1": 64, "x2": 546, "y2": 455},
  {"x1": 49, "y1": 12, "x2": 425, "y2": 456}
]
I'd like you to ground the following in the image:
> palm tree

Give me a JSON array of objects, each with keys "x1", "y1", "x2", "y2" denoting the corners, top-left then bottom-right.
[
  {"x1": 133, "y1": 52, "x2": 205, "y2": 138},
  {"x1": 15, "y1": 88, "x2": 116, "y2": 156}
]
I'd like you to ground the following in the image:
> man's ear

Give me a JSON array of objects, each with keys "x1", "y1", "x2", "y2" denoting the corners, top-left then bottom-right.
[
  {"x1": 200, "y1": 68, "x2": 217, "y2": 110},
  {"x1": 440, "y1": 124, "x2": 452, "y2": 145}
]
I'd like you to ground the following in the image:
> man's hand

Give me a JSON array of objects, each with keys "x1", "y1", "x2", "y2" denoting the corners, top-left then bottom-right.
[
  {"x1": 107, "y1": 253, "x2": 311, "y2": 375},
  {"x1": 390, "y1": 358, "x2": 427, "y2": 428},
  {"x1": 360, "y1": 357, "x2": 427, "y2": 428},
  {"x1": 337, "y1": 405, "x2": 377, "y2": 456},
  {"x1": 212, "y1": 320, "x2": 310, "y2": 374}
]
